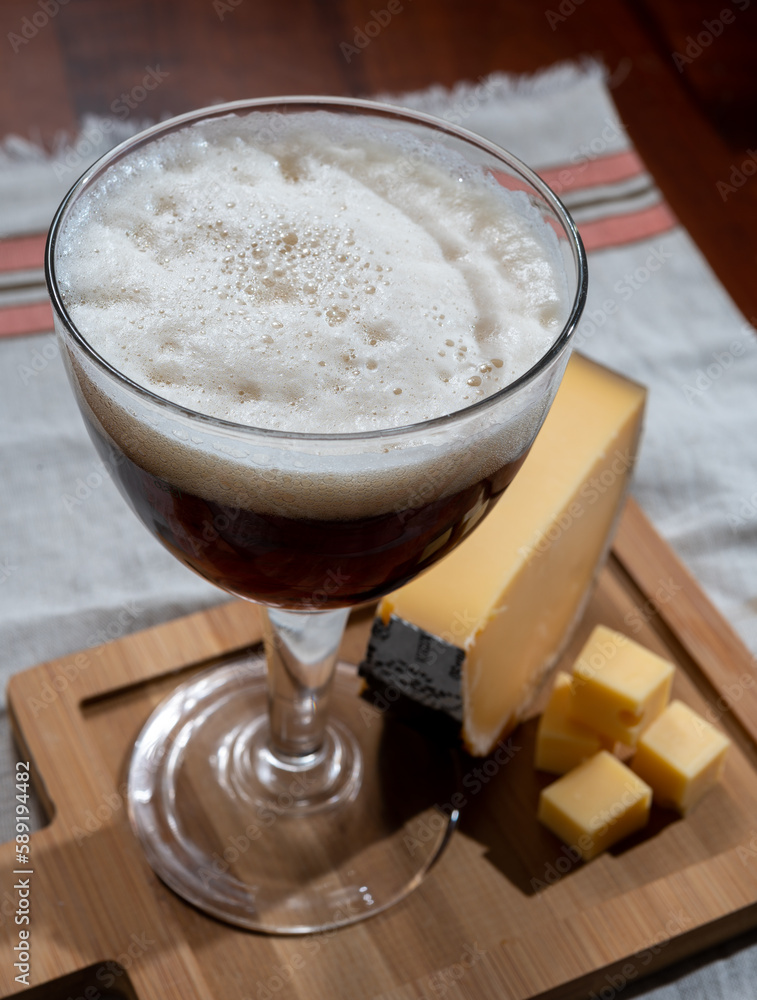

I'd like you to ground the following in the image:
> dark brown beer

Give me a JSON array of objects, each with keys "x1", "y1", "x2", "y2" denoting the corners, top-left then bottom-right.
[{"x1": 88, "y1": 419, "x2": 528, "y2": 609}]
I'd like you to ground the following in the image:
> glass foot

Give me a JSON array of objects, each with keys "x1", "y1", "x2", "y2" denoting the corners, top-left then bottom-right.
[{"x1": 128, "y1": 655, "x2": 460, "y2": 933}]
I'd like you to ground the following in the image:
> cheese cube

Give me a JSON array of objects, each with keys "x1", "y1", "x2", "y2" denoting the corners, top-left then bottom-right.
[
  {"x1": 535, "y1": 672, "x2": 612, "y2": 774},
  {"x1": 631, "y1": 700, "x2": 730, "y2": 814},
  {"x1": 380, "y1": 355, "x2": 646, "y2": 756},
  {"x1": 538, "y1": 751, "x2": 652, "y2": 861},
  {"x1": 570, "y1": 626, "x2": 674, "y2": 745}
]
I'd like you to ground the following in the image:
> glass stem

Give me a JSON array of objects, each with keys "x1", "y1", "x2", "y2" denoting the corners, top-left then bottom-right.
[{"x1": 262, "y1": 606, "x2": 350, "y2": 760}]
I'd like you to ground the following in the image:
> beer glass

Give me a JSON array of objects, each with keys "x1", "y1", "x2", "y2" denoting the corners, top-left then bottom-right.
[{"x1": 46, "y1": 97, "x2": 587, "y2": 933}]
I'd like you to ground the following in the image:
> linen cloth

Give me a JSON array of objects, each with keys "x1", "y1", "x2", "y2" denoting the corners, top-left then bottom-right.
[{"x1": 1, "y1": 63, "x2": 756, "y2": 996}]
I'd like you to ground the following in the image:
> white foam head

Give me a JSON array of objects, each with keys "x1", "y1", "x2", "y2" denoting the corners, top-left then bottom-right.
[{"x1": 55, "y1": 109, "x2": 571, "y2": 517}]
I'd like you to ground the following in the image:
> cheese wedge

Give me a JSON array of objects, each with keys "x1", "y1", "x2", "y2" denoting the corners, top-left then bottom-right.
[{"x1": 379, "y1": 353, "x2": 646, "y2": 756}]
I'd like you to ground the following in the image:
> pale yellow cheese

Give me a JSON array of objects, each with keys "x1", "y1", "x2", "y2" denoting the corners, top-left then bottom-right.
[
  {"x1": 535, "y1": 672, "x2": 612, "y2": 774},
  {"x1": 570, "y1": 626, "x2": 674, "y2": 745},
  {"x1": 538, "y1": 750, "x2": 652, "y2": 861},
  {"x1": 380, "y1": 354, "x2": 646, "y2": 756},
  {"x1": 631, "y1": 700, "x2": 730, "y2": 814}
]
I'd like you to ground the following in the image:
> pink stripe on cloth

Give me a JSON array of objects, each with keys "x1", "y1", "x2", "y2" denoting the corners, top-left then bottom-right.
[
  {"x1": 538, "y1": 150, "x2": 646, "y2": 196},
  {"x1": 492, "y1": 164, "x2": 677, "y2": 250},
  {"x1": 578, "y1": 202, "x2": 677, "y2": 251},
  {"x1": 0, "y1": 301, "x2": 54, "y2": 338},
  {"x1": 0, "y1": 234, "x2": 47, "y2": 273}
]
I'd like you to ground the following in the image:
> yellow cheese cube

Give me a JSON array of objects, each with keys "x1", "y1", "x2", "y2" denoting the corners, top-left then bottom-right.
[
  {"x1": 535, "y1": 672, "x2": 612, "y2": 774},
  {"x1": 631, "y1": 700, "x2": 730, "y2": 814},
  {"x1": 570, "y1": 626, "x2": 674, "y2": 745},
  {"x1": 380, "y1": 355, "x2": 646, "y2": 756},
  {"x1": 538, "y1": 750, "x2": 652, "y2": 861}
]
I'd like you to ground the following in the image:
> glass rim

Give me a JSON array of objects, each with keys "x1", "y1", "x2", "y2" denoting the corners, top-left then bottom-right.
[{"x1": 45, "y1": 94, "x2": 588, "y2": 444}]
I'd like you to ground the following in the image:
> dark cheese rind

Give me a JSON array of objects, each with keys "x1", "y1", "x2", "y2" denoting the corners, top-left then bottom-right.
[{"x1": 359, "y1": 614, "x2": 464, "y2": 722}]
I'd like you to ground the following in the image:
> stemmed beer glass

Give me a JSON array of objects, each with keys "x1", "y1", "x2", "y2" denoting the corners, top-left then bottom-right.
[{"x1": 46, "y1": 97, "x2": 587, "y2": 934}]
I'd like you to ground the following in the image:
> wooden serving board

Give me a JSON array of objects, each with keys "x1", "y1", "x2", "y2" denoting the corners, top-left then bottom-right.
[{"x1": 4, "y1": 498, "x2": 757, "y2": 1000}]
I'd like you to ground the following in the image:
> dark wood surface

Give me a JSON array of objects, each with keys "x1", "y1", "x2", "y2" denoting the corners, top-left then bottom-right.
[{"x1": 1, "y1": 0, "x2": 756, "y2": 323}]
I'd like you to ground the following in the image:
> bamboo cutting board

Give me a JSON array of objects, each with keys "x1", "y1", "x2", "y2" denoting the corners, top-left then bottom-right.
[{"x1": 4, "y1": 498, "x2": 757, "y2": 1000}]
